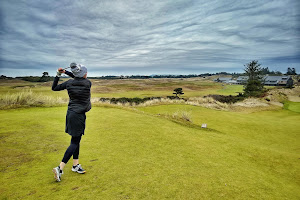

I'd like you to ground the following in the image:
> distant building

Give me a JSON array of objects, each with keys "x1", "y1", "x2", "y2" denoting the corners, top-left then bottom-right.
[
  {"x1": 263, "y1": 75, "x2": 293, "y2": 87},
  {"x1": 217, "y1": 75, "x2": 294, "y2": 87},
  {"x1": 234, "y1": 75, "x2": 293, "y2": 87},
  {"x1": 236, "y1": 76, "x2": 248, "y2": 85},
  {"x1": 214, "y1": 77, "x2": 232, "y2": 83},
  {"x1": 228, "y1": 80, "x2": 237, "y2": 84}
]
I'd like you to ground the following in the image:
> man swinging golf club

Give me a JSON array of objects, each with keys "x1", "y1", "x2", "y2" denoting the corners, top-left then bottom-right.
[{"x1": 52, "y1": 62, "x2": 92, "y2": 182}]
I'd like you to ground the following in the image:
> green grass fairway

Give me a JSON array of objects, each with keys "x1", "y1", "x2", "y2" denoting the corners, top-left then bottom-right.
[
  {"x1": 284, "y1": 101, "x2": 300, "y2": 113},
  {"x1": 1, "y1": 106, "x2": 300, "y2": 199}
]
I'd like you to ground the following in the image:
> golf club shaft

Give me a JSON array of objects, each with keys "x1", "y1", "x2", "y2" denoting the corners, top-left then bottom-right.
[{"x1": 59, "y1": 66, "x2": 70, "y2": 72}]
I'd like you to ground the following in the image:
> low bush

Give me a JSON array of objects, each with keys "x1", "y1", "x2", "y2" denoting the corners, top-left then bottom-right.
[
  {"x1": 99, "y1": 97, "x2": 162, "y2": 105},
  {"x1": 207, "y1": 94, "x2": 245, "y2": 103},
  {"x1": 166, "y1": 96, "x2": 185, "y2": 100},
  {"x1": 18, "y1": 76, "x2": 54, "y2": 82}
]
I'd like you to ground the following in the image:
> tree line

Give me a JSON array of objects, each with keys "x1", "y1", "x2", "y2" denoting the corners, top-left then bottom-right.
[{"x1": 0, "y1": 66, "x2": 297, "y2": 82}]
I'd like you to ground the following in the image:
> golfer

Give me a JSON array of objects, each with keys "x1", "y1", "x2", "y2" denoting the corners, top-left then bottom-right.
[{"x1": 51, "y1": 62, "x2": 92, "y2": 182}]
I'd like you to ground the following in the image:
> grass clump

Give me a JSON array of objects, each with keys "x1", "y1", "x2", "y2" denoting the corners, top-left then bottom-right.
[
  {"x1": 172, "y1": 110, "x2": 193, "y2": 122},
  {"x1": 0, "y1": 89, "x2": 65, "y2": 109},
  {"x1": 186, "y1": 97, "x2": 229, "y2": 110}
]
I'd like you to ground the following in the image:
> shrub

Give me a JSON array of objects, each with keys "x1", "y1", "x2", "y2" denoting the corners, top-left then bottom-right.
[
  {"x1": 208, "y1": 94, "x2": 245, "y2": 103},
  {"x1": 167, "y1": 96, "x2": 177, "y2": 100},
  {"x1": 18, "y1": 76, "x2": 54, "y2": 82},
  {"x1": 99, "y1": 97, "x2": 162, "y2": 105}
]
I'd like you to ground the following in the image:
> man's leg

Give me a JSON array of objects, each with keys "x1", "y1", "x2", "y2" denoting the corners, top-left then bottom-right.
[
  {"x1": 71, "y1": 140, "x2": 86, "y2": 174},
  {"x1": 73, "y1": 141, "x2": 80, "y2": 166},
  {"x1": 62, "y1": 136, "x2": 82, "y2": 165},
  {"x1": 73, "y1": 159, "x2": 79, "y2": 166},
  {"x1": 59, "y1": 162, "x2": 66, "y2": 170}
]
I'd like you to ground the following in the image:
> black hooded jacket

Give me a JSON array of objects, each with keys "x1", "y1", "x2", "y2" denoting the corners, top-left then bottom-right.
[{"x1": 52, "y1": 71, "x2": 92, "y2": 114}]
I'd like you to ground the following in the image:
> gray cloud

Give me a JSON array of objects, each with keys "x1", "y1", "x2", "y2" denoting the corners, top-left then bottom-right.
[{"x1": 0, "y1": 0, "x2": 299, "y2": 77}]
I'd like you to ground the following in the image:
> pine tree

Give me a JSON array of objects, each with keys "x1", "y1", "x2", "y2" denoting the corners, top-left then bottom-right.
[
  {"x1": 243, "y1": 60, "x2": 265, "y2": 97},
  {"x1": 173, "y1": 88, "x2": 184, "y2": 97}
]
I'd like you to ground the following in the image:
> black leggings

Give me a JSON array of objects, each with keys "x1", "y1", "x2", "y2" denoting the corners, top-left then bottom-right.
[{"x1": 62, "y1": 136, "x2": 82, "y2": 164}]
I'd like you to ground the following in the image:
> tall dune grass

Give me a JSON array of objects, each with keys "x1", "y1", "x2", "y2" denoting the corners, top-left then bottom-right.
[
  {"x1": 172, "y1": 110, "x2": 192, "y2": 122},
  {"x1": 139, "y1": 98, "x2": 186, "y2": 106},
  {"x1": 1, "y1": 90, "x2": 253, "y2": 111},
  {"x1": 186, "y1": 97, "x2": 229, "y2": 110},
  {"x1": 0, "y1": 89, "x2": 66, "y2": 109},
  {"x1": 93, "y1": 96, "x2": 229, "y2": 110}
]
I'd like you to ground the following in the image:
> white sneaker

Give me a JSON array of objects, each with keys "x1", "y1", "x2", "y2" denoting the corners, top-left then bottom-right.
[
  {"x1": 52, "y1": 166, "x2": 63, "y2": 182},
  {"x1": 72, "y1": 164, "x2": 86, "y2": 174}
]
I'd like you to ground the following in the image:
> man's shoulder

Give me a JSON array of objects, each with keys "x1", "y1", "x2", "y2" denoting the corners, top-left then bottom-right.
[
  {"x1": 66, "y1": 78, "x2": 74, "y2": 84},
  {"x1": 67, "y1": 78, "x2": 91, "y2": 87},
  {"x1": 86, "y1": 79, "x2": 92, "y2": 86}
]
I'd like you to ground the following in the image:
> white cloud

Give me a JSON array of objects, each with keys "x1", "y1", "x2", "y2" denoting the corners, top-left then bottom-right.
[{"x1": 0, "y1": 0, "x2": 299, "y2": 76}]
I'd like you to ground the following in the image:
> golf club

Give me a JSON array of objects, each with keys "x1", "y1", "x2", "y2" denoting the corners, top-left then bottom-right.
[{"x1": 59, "y1": 65, "x2": 80, "y2": 73}]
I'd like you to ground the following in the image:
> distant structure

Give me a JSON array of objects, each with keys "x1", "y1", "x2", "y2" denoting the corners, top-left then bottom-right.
[
  {"x1": 215, "y1": 75, "x2": 294, "y2": 87},
  {"x1": 263, "y1": 75, "x2": 293, "y2": 87},
  {"x1": 213, "y1": 77, "x2": 232, "y2": 83},
  {"x1": 236, "y1": 76, "x2": 248, "y2": 85}
]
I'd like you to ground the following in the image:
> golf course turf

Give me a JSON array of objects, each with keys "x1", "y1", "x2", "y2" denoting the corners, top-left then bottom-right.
[{"x1": 1, "y1": 104, "x2": 299, "y2": 199}]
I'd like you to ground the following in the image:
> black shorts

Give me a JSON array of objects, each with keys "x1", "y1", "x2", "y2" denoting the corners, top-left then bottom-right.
[{"x1": 65, "y1": 110, "x2": 86, "y2": 137}]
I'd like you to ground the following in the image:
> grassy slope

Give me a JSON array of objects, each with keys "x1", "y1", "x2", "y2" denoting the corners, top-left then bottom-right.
[
  {"x1": 91, "y1": 84, "x2": 244, "y2": 98},
  {"x1": 0, "y1": 79, "x2": 244, "y2": 99},
  {"x1": 1, "y1": 106, "x2": 300, "y2": 199}
]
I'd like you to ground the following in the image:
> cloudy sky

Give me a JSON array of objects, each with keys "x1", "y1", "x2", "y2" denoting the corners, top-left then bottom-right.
[{"x1": 0, "y1": 0, "x2": 299, "y2": 77}]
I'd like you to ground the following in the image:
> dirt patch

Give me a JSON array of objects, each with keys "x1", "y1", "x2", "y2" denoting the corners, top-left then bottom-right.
[
  {"x1": 264, "y1": 86, "x2": 300, "y2": 103},
  {"x1": 233, "y1": 98, "x2": 269, "y2": 107},
  {"x1": 287, "y1": 95, "x2": 300, "y2": 102},
  {"x1": 269, "y1": 101, "x2": 283, "y2": 107}
]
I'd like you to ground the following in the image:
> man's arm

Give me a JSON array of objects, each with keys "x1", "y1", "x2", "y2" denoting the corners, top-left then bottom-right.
[
  {"x1": 52, "y1": 76, "x2": 68, "y2": 91},
  {"x1": 57, "y1": 67, "x2": 75, "y2": 78},
  {"x1": 65, "y1": 70, "x2": 75, "y2": 78}
]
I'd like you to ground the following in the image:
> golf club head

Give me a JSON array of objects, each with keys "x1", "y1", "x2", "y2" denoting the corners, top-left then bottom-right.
[
  {"x1": 71, "y1": 64, "x2": 81, "y2": 73},
  {"x1": 62, "y1": 63, "x2": 81, "y2": 71}
]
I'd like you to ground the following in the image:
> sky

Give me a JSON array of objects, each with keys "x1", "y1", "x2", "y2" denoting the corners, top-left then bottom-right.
[{"x1": 0, "y1": 0, "x2": 299, "y2": 77}]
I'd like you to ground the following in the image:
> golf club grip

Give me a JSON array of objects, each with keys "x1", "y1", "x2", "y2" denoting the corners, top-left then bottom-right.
[{"x1": 59, "y1": 67, "x2": 70, "y2": 72}]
